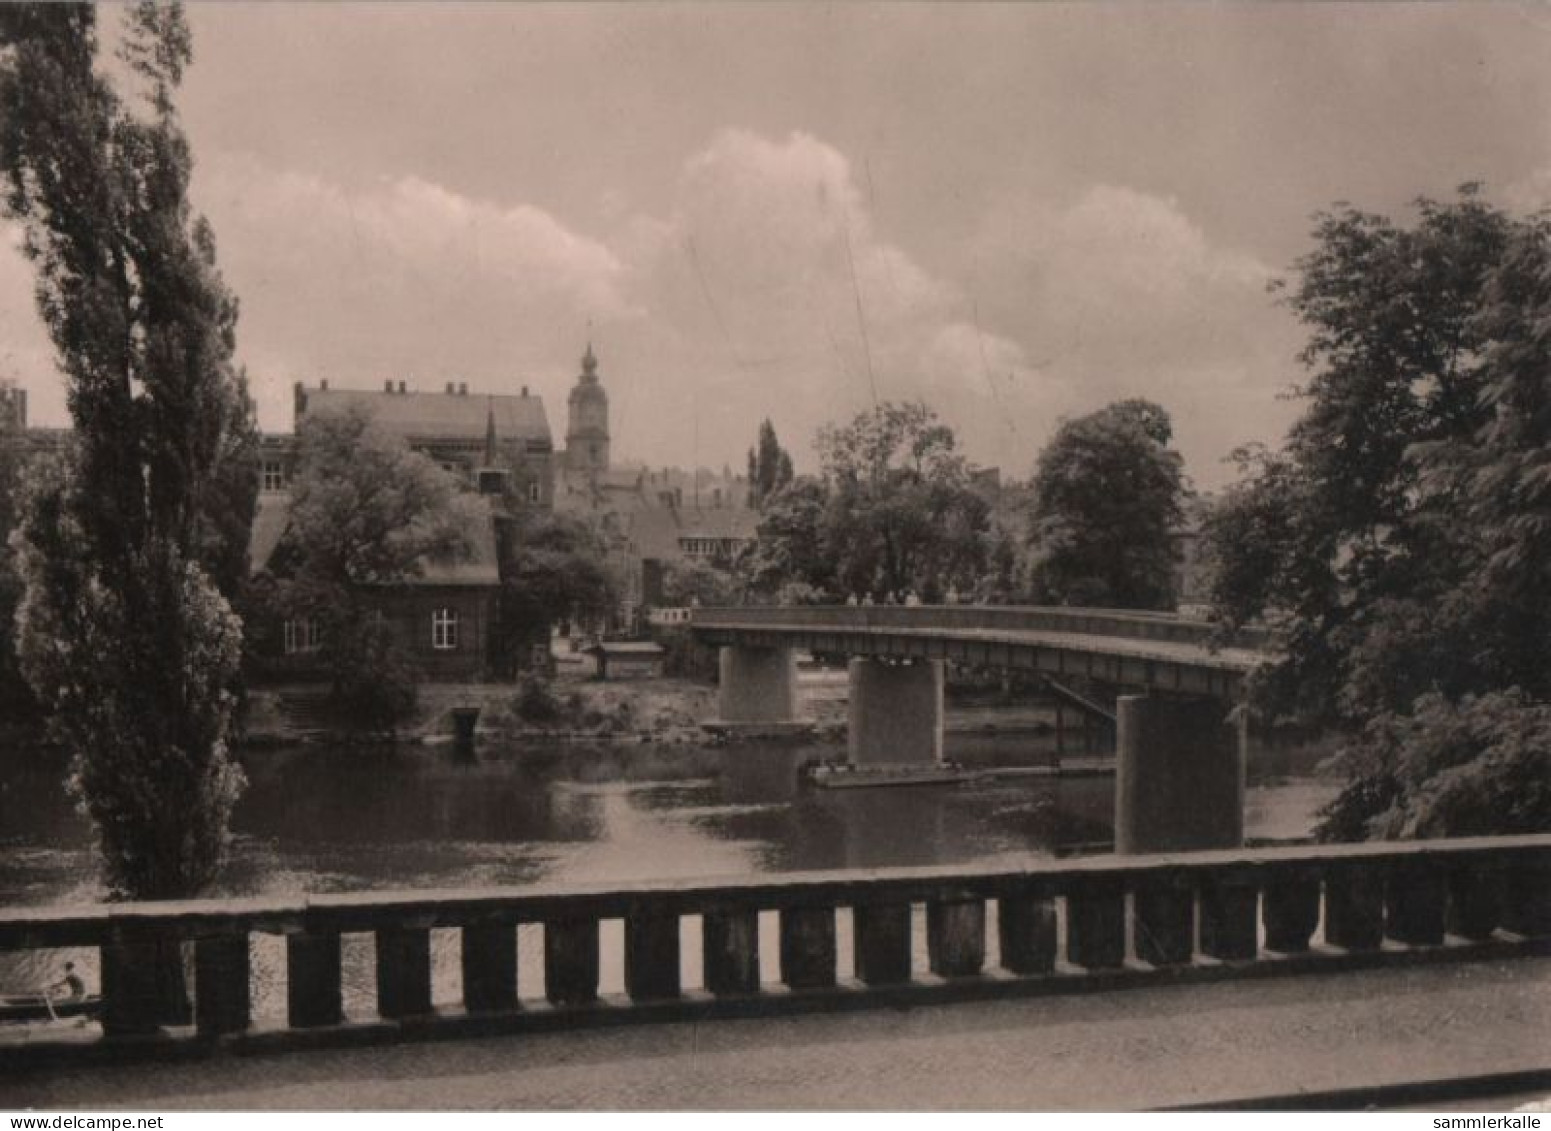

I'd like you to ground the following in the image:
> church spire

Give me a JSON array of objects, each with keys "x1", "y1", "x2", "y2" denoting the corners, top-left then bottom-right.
[{"x1": 581, "y1": 341, "x2": 598, "y2": 380}]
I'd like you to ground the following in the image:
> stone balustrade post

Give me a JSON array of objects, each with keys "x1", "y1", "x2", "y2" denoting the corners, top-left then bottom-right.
[
  {"x1": 376, "y1": 925, "x2": 433, "y2": 1019},
  {"x1": 1066, "y1": 877, "x2": 1126, "y2": 970},
  {"x1": 624, "y1": 909, "x2": 681, "y2": 1001},
  {"x1": 194, "y1": 932, "x2": 250, "y2": 1036},
  {"x1": 852, "y1": 902, "x2": 912, "y2": 985},
  {"x1": 1134, "y1": 871, "x2": 1194, "y2": 967},
  {"x1": 1446, "y1": 863, "x2": 1504, "y2": 941},
  {"x1": 287, "y1": 929, "x2": 343, "y2": 1029},
  {"x1": 1199, "y1": 869, "x2": 1259, "y2": 962},
  {"x1": 1385, "y1": 859, "x2": 1446, "y2": 946},
  {"x1": 779, "y1": 905, "x2": 836, "y2": 989},
  {"x1": 544, "y1": 917, "x2": 600, "y2": 1006},
  {"x1": 1262, "y1": 867, "x2": 1321, "y2": 954},
  {"x1": 1502, "y1": 860, "x2": 1551, "y2": 938},
  {"x1": 703, "y1": 908, "x2": 761, "y2": 996},
  {"x1": 998, "y1": 886, "x2": 1058, "y2": 975},
  {"x1": 927, "y1": 897, "x2": 985, "y2": 978},
  {"x1": 461, "y1": 920, "x2": 518, "y2": 1013},
  {"x1": 102, "y1": 925, "x2": 191, "y2": 1036},
  {"x1": 1325, "y1": 863, "x2": 1385, "y2": 951}
]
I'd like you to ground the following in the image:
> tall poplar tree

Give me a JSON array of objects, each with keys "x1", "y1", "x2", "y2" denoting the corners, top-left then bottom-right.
[{"x1": 0, "y1": 4, "x2": 256, "y2": 900}]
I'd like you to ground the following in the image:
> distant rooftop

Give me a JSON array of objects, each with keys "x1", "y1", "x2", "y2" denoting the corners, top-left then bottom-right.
[{"x1": 297, "y1": 382, "x2": 552, "y2": 447}]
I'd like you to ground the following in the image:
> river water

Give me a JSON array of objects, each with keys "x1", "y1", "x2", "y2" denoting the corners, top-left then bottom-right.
[{"x1": 0, "y1": 733, "x2": 1336, "y2": 1019}]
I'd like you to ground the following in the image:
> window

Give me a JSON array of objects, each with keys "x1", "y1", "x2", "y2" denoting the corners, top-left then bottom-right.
[
  {"x1": 432, "y1": 607, "x2": 459, "y2": 650},
  {"x1": 527, "y1": 480, "x2": 541, "y2": 503},
  {"x1": 282, "y1": 617, "x2": 321, "y2": 655},
  {"x1": 262, "y1": 461, "x2": 286, "y2": 492}
]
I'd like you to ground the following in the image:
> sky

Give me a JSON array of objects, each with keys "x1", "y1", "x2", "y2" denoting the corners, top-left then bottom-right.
[{"x1": 3, "y1": 2, "x2": 1550, "y2": 488}]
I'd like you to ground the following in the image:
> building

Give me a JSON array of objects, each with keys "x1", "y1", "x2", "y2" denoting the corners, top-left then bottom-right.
[
  {"x1": 248, "y1": 376, "x2": 546, "y2": 683},
  {"x1": 563, "y1": 343, "x2": 609, "y2": 479},
  {"x1": 266, "y1": 378, "x2": 557, "y2": 506},
  {"x1": 247, "y1": 491, "x2": 503, "y2": 683},
  {"x1": 586, "y1": 639, "x2": 666, "y2": 681}
]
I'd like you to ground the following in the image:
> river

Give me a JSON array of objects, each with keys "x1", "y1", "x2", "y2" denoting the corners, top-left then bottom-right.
[{"x1": 0, "y1": 732, "x2": 1336, "y2": 1018}]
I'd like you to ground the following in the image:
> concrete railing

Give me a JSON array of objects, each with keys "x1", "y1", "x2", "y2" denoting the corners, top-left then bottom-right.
[
  {"x1": 691, "y1": 604, "x2": 1269, "y2": 653},
  {"x1": 2, "y1": 836, "x2": 1548, "y2": 1065}
]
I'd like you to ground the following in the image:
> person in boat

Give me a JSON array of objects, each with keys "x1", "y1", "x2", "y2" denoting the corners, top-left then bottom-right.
[{"x1": 46, "y1": 962, "x2": 85, "y2": 1003}]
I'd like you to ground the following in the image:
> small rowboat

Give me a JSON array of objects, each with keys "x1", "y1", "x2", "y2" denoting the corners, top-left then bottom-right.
[{"x1": 0, "y1": 993, "x2": 103, "y2": 1024}]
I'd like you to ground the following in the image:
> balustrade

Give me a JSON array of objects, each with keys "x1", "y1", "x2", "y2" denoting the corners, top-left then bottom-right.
[{"x1": 2, "y1": 835, "x2": 1548, "y2": 1066}]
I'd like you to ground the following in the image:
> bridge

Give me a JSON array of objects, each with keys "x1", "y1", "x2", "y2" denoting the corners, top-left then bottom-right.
[{"x1": 691, "y1": 605, "x2": 1272, "y2": 854}]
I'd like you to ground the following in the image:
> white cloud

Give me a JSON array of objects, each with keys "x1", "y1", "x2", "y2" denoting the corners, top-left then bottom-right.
[
  {"x1": 965, "y1": 184, "x2": 1302, "y2": 482},
  {"x1": 0, "y1": 131, "x2": 1300, "y2": 488}
]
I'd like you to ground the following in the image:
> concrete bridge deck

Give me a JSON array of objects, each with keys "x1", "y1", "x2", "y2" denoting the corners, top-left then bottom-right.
[
  {"x1": 5, "y1": 956, "x2": 1547, "y2": 1111},
  {"x1": 692, "y1": 605, "x2": 1267, "y2": 698}
]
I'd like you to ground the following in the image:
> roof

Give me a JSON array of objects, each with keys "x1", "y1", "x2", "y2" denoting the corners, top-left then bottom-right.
[
  {"x1": 418, "y1": 499, "x2": 501, "y2": 587},
  {"x1": 301, "y1": 386, "x2": 551, "y2": 447},
  {"x1": 248, "y1": 492, "x2": 500, "y2": 588},
  {"x1": 586, "y1": 641, "x2": 666, "y2": 656}
]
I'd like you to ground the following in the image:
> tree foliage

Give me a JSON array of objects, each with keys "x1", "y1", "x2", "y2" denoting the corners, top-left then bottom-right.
[
  {"x1": 739, "y1": 476, "x2": 830, "y2": 597},
  {"x1": 660, "y1": 557, "x2": 741, "y2": 608},
  {"x1": 745, "y1": 418, "x2": 794, "y2": 509},
  {"x1": 1027, "y1": 399, "x2": 1186, "y2": 610},
  {"x1": 0, "y1": 4, "x2": 256, "y2": 898},
  {"x1": 0, "y1": 425, "x2": 37, "y2": 717},
  {"x1": 815, "y1": 401, "x2": 991, "y2": 600},
  {"x1": 1204, "y1": 187, "x2": 1551, "y2": 839},
  {"x1": 494, "y1": 509, "x2": 616, "y2": 675}
]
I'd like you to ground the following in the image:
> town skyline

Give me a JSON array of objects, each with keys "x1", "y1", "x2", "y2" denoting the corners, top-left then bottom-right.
[{"x1": 2, "y1": 3, "x2": 1550, "y2": 487}]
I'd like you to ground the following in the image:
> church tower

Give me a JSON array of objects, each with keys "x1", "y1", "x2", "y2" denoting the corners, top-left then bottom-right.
[{"x1": 566, "y1": 342, "x2": 610, "y2": 476}]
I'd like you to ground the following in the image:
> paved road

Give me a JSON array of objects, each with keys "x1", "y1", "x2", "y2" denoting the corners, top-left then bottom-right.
[{"x1": 4, "y1": 958, "x2": 1549, "y2": 1111}]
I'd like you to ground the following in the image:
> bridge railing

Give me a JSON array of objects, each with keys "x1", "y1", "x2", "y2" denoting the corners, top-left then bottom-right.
[
  {"x1": 690, "y1": 604, "x2": 1268, "y2": 651},
  {"x1": 2, "y1": 836, "x2": 1547, "y2": 1061}
]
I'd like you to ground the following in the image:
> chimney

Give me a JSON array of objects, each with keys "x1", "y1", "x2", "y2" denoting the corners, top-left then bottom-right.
[
  {"x1": 320, "y1": 378, "x2": 329, "y2": 391},
  {"x1": 459, "y1": 382, "x2": 468, "y2": 396},
  {"x1": 521, "y1": 385, "x2": 528, "y2": 397},
  {"x1": 384, "y1": 379, "x2": 394, "y2": 393},
  {"x1": 446, "y1": 382, "x2": 455, "y2": 395},
  {"x1": 293, "y1": 381, "x2": 307, "y2": 421},
  {"x1": 398, "y1": 380, "x2": 408, "y2": 394}
]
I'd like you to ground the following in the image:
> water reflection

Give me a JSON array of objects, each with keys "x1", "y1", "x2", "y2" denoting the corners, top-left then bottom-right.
[{"x1": 0, "y1": 733, "x2": 1332, "y2": 1018}]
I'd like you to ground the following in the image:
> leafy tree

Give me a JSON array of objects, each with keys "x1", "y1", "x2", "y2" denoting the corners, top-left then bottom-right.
[
  {"x1": 746, "y1": 418, "x2": 794, "y2": 509},
  {"x1": 0, "y1": 4, "x2": 255, "y2": 902},
  {"x1": 1028, "y1": 399, "x2": 1186, "y2": 610},
  {"x1": 660, "y1": 557, "x2": 741, "y2": 608},
  {"x1": 816, "y1": 401, "x2": 990, "y2": 600},
  {"x1": 1205, "y1": 187, "x2": 1551, "y2": 839},
  {"x1": 739, "y1": 476, "x2": 833, "y2": 598},
  {"x1": 267, "y1": 406, "x2": 480, "y2": 729},
  {"x1": 0, "y1": 423, "x2": 38, "y2": 718},
  {"x1": 494, "y1": 510, "x2": 616, "y2": 676}
]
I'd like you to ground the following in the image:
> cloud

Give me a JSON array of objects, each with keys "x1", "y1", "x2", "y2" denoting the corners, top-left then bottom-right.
[
  {"x1": 1504, "y1": 164, "x2": 1551, "y2": 215},
  {"x1": 191, "y1": 155, "x2": 635, "y2": 428},
  {"x1": 0, "y1": 129, "x2": 1299, "y2": 488},
  {"x1": 965, "y1": 184, "x2": 1303, "y2": 483},
  {"x1": 615, "y1": 129, "x2": 1055, "y2": 473}
]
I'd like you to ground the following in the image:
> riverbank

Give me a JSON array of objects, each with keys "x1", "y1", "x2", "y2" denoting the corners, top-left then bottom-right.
[{"x1": 241, "y1": 673, "x2": 849, "y2": 747}]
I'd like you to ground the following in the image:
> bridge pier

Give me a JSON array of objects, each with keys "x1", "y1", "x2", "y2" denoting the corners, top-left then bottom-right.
[
  {"x1": 717, "y1": 645, "x2": 799, "y2": 725},
  {"x1": 848, "y1": 657, "x2": 944, "y2": 766},
  {"x1": 1115, "y1": 695, "x2": 1245, "y2": 854}
]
